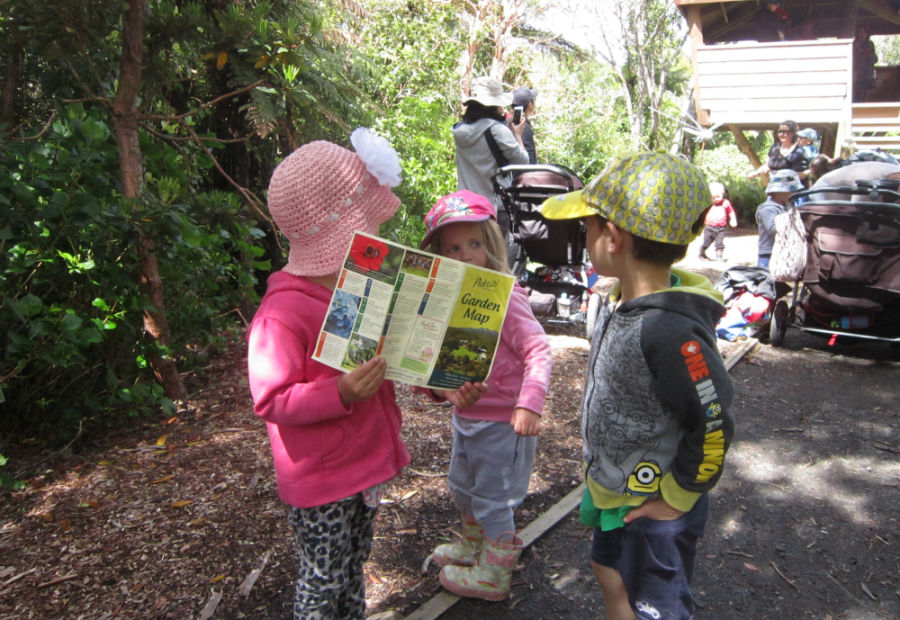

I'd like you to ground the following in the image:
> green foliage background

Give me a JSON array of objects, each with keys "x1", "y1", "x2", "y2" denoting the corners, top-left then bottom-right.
[{"x1": 0, "y1": 0, "x2": 763, "y2": 476}]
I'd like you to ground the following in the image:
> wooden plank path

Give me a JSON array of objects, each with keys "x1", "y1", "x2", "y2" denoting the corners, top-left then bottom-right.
[{"x1": 401, "y1": 338, "x2": 758, "y2": 620}]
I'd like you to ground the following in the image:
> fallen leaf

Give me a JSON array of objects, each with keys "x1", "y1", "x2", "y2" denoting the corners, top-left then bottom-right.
[
  {"x1": 98, "y1": 460, "x2": 115, "y2": 466},
  {"x1": 171, "y1": 499, "x2": 194, "y2": 508},
  {"x1": 150, "y1": 475, "x2": 175, "y2": 484},
  {"x1": 155, "y1": 435, "x2": 168, "y2": 447},
  {"x1": 209, "y1": 574, "x2": 226, "y2": 583},
  {"x1": 744, "y1": 562, "x2": 759, "y2": 571}
]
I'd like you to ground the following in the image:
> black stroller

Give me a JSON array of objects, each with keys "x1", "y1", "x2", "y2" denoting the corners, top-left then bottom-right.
[
  {"x1": 768, "y1": 179, "x2": 900, "y2": 354},
  {"x1": 491, "y1": 164, "x2": 601, "y2": 338}
]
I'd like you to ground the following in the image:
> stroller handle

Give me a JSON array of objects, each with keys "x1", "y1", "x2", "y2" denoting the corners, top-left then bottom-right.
[
  {"x1": 792, "y1": 181, "x2": 900, "y2": 206},
  {"x1": 491, "y1": 164, "x2": 585, "y2": 195}
]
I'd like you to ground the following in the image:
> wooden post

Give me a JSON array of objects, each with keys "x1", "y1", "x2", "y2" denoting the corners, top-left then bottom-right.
[
  {"x1": 729, "y1": 125, "x2": 764, "y2": 180},
  {"x1": 686, "y1": 5, "x2": 709, "y2": 125}
]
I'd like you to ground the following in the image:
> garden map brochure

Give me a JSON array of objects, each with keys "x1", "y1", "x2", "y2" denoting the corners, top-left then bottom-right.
[{"x1": 313, "y1": 232, "x2": 515, "y2": 390}]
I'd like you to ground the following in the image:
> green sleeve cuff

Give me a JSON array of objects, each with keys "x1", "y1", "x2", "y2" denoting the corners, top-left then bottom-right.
[{"x1": 660, "y1": 473, "x2": 702, "y2": 513}]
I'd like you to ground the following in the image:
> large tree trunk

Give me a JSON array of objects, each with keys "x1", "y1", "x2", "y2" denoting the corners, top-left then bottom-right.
[{"x1": 112, "y1": 0, "x2": 187, "y2": 400}]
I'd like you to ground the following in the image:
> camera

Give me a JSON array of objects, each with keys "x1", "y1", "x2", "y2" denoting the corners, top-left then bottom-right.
[{"x1": 512, "y1": 105, "x2": 523, "y2": 125}]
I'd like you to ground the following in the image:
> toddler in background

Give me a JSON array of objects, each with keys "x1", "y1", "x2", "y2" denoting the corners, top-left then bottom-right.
[
  {"x1": 797, "y1": 128, "x2": 819, "y2": 161},
  {"x1": 756, "y1": 169, "x2": 803, "y2": 269},
  {"x1": 698, "y1": 181, "x2": 737, "y2": 262}
]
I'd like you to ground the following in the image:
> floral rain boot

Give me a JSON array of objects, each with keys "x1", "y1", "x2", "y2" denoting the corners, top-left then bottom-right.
[
  {"x1": 432, "y1": 514, "x2": 484, "y2": 567},
  {"x1": 439, "y1": 532, "x2": 523, "y2": 601}
]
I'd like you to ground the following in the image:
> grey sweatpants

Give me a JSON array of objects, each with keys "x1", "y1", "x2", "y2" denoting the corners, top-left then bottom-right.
[{"x1": 448, "y1": 415, "x2": 536, "y2": 540}]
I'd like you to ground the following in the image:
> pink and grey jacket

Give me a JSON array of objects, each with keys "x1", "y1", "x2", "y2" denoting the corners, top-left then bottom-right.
[{"x1": 247, "y1": 271, "x2": 410, "y2": 509}]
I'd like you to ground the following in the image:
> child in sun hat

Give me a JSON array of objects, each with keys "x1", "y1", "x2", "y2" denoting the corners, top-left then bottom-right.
[
  {"x1": 247, "y1": 129, "x2": 485, "y2": 620},
  {"x1": 756, "y1": 168, "x2": 803, "y2": 269},
  {"x1": 796, "y1": 128, "x2": 819, "y2": 161},
  {"x1": 539, "y1": 152, "x2": 735, "y2": 620},
  {"x1": 419, "y1": 190, "x2": 552, "y2": 602}
]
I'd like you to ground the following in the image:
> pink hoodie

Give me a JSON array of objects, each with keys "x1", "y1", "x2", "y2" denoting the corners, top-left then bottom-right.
[{"x1": 247, "y1": 271, "x2": 410, "y2": 509}]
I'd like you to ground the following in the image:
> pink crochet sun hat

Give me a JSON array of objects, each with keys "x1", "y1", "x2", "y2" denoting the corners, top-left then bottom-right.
[
  {"x1": 420, "y1": 190, "x2": 496, "y2": 250},
  {"x1": 267, "y1": 128, "x2": 403, "y2": 277}
]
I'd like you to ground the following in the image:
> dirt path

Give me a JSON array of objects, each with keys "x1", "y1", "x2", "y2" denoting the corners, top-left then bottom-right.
[
  {"x1": 429, "y1": 332, "x2": 900, "y2": 620},
  {"x1": 2, "y1": 229, "x2": 898, "y2": 620}
]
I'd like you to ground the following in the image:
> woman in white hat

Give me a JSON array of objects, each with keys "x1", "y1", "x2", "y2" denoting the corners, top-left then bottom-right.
[{"x1": 452, "y1": 76, "x2": 529, "y2": 267}]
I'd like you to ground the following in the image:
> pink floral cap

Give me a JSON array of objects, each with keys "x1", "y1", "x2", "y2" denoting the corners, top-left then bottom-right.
[
  {"x1": 267, "y1": 128, "x2": 402, "y2": 277},
  {"x1": 420, "y1": 190, "x2": 496, "y2": 250}
]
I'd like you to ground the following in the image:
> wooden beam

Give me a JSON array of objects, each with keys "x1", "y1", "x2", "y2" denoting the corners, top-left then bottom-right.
[
  {"x1": 842, "y1": 0, "x2": 861, "y2": 38},
  {"x1": 402, "y1": 484, "x2": 585, "y2": 620},
  {"x1": 860, "y1": 0, "x2": 900, "y2": 26},
  {"x1": 729, "y1": 125, "x2": 764, "y2": 177}
]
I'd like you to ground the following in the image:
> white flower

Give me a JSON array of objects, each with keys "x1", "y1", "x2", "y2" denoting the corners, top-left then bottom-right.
[{"x1": 350, "y1": 127, "x2": 402, "y2": 188}]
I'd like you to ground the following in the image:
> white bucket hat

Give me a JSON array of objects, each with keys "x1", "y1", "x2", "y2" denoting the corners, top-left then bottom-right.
[{"x1": 465, "y1": 76, "x2": 513, "y2": 108}]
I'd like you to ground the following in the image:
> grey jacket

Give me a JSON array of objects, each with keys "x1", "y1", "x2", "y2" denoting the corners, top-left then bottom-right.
[
  {"x1": 756, "y1": 198, "x2": 785, "y2": 257},
  {"x1": 453, "y1": 118, "x2": 528, "y2": 206}
]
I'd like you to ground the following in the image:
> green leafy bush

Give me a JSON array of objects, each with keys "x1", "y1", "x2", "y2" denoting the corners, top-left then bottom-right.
[{"x1": 0, "y1": 106, "x2": 258, "y2": 441}]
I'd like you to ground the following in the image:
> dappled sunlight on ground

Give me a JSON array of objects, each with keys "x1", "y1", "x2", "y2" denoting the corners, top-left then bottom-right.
[{"x1": 730, "y1": 439, "x2": 898, "y2": 525}]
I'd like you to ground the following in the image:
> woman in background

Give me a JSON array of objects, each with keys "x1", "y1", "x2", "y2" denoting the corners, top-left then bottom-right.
[{"x1": 748, "y1": 120, "x2": 809, "y2": 187}]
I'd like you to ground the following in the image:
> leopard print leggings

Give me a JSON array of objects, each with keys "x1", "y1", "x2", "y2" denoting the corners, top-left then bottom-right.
[{"x1": 287, "y1": 495, "x2": 376, "y2": 620}]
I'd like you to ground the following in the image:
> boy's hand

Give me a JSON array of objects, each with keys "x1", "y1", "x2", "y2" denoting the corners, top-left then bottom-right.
[
  {"x1": 511, "y1": 407, "x2": 541, "y2": 436},
  {"x1": 337, "y1": 357, "x2": 387, "y2": 405},
  {"x1": 440, "y1": 381, "x2": 488, "y2": 409},
  {"x1": 623, "y1": 496, "x2": 685, "y2": 523}
]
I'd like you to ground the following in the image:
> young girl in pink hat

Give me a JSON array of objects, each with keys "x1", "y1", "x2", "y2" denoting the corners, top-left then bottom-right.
[
  {"x1": 247, "y1": 130, "x2": 484, "y2": 620},
  {"x1": 419, "y1": 190, "x2": 553, "y2": 602}
]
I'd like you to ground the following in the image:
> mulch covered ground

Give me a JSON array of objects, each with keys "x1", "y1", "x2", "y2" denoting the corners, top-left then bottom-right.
[{"x1": 1, "y1": 326, "x2": 600, "y2": 620}]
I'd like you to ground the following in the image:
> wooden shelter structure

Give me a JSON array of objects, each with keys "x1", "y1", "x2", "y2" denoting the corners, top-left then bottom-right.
[{"x1": 674, "y1": 0, "x2": 900, "y2": 169}]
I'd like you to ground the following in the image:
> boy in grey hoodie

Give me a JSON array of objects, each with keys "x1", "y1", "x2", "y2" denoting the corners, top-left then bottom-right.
[{"x1": 541, "y1": 152, "x2": 735, "y2": 620}]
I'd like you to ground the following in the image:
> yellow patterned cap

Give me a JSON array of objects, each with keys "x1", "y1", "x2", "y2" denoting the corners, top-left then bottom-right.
[{"x1": 540, "y1": 152, "x2": 711, "y2": 245}]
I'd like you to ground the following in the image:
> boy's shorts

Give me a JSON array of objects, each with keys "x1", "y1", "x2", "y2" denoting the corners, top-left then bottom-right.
[{"x1": 590, "y1": 493, "x2": 709, "y2": 620}]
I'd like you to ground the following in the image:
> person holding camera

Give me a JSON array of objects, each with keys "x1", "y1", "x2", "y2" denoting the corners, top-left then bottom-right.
[
  {"x1": 511, "y1": 87, "x2": 538, "y2": 164},
  {"x1": 453, "y1": 76, "x2": 529, "y2": 269}
]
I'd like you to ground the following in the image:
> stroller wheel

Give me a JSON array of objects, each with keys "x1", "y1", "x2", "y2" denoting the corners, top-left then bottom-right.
[
  {"x1": 769, "y1": 299, "x2": 789, "y2": 346},
  {"x1": 585, "y1": 292, "x2": 602, "y2": 340}
]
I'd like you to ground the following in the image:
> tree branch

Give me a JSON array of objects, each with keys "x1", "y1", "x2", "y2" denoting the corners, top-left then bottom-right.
[
  {"x1": 180, "y1": 121, "x2": 277, "y2": 247},
  {"x1": 141, "y1": 79, "x2": 265, "y2": 123}
]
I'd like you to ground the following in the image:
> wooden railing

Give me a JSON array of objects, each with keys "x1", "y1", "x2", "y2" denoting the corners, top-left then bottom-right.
[{"x1": 848, "y1": 103, "x2": 900, "y2": 155}]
